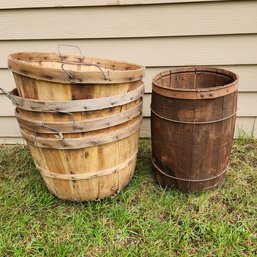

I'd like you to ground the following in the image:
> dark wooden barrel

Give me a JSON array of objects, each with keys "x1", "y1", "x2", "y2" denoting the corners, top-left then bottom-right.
[{"x1": 151, "y1": 67, "x2": 238, "y2": 193}]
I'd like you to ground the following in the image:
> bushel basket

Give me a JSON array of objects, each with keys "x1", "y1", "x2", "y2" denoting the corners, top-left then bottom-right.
[{"x1": 7, "y1": 50, "x2": 145, "y2": 201}]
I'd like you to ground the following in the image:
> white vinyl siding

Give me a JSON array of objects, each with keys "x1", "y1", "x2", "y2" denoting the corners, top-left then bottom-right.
[{"x1": 0, "y1": 0, "x2": 256, "y2": 143}]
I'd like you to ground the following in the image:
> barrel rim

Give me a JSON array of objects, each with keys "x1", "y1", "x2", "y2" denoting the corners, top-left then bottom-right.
[
  {"x1": 152, "y1": 66, "x2": 238, "y2": 99},
  {"x1": 153, "y1": 66, "x2": 239, "y2": 91},
  {"x1": 8, "y1": 52, "x2": 145, "y2": 84}
]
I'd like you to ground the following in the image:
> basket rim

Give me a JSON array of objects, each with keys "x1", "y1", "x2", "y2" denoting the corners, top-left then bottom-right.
[{"x1": 8, "y1": 51, "x2": 145, "y2": 84}]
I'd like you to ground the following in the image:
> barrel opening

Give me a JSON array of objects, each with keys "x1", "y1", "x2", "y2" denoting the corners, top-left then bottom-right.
[{"x1": 155, "y1": 68, "x2": 238, "y2": 91}]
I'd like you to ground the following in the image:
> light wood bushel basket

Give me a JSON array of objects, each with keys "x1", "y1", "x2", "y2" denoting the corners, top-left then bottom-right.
[{"x1": 7, "y1": 50, "x2": 145, "y2": 201}]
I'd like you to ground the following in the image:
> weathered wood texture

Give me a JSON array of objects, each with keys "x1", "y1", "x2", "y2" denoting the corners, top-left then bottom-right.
[
  {"x1": 19, "y1": 108, "x2": 142, "y2": 201},
  {"x1": 7, "y1": 52, "x2": 144, "y2": 201},
  {"x1": 0, "y1": 116, "x2": 256, "y2": 143},
  {"x1": 24, "y1": 117, "x2": 142, "y2": 201},
  {"x1": 15, "y1": 102, "x2": 143, "y2": 134},
  {"x1": 26, "y1": 131, "x2": 140, "y2": 201},
  {"x1": 1, "y1": 92, "x2": 255, "y2": 117},
  {"x1": 151, "y1": 67, "x2": 238, "y2": 193},
  {"x1": 8, "y1": 52, "x2": 144, "y2": 86},
  {"x1": 143, "y1": 65, "x2": 257, "y2": 93},
  {"x1": 1, "y1": 65, "x2": 257, "y2": 93},
  {"x1": 141, "y1": 117, "x2": 257, "y2": 138}
]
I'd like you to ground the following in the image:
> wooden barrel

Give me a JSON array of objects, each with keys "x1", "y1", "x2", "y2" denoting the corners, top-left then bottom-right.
[
  {"x1": 151, "y1": 67, "x2": 238, "y2": 193},
  {"x1": 8, "y1": 52, "x2": 145, "y2": 201}
]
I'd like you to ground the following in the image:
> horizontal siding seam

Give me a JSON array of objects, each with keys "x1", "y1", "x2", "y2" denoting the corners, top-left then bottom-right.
[
  {"x1": 0, "y1": 0, "x2": 236, "y2": 10},
  {"x1": 1, "y1": 33, "x2": 257, "y2": 42}
]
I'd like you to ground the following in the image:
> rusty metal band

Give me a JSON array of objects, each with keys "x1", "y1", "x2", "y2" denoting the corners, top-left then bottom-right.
[
  {"x1": 152, "y1": 158, "x2": 227, "y2": 182},
  {"x1": 9, "y1": 83, "x2": 144, "y2": 112},
  {"x1": 21, "y1": 117, "x2": 142, "y2": 150},
  {"x1": 35, "y1": 151, "x2": 137, "y2": 181},
  {"x1": 152, "y1": 67, "x2": 238, "y2": 100},
  {"x1": 16, "y1": 101, "x2": 143, "y2": 134},
  {"x1": 152, "y1": 82, "x2": 238, "y2": 100},
  {"x1": 151, "y1": 107, "x2": 236, "y2": 125}
]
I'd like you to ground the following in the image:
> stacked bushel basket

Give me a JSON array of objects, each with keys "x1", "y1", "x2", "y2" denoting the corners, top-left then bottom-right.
[{"x1": 7, "y1": 47, "x2": 145, "y2": 201}]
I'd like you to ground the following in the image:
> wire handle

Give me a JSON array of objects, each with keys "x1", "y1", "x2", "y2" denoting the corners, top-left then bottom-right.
[
  {"x1": 61, "y1": 63, "x2": 74, "y2": 80},
  {"x1": 58, "y1": 44, "x2": 109, "y2": 82},
  {"x1": 0, "y1": 88, "x2": 21, "y2": 106},
  {"x1": 57, "y1": 44, "x2": 83, "y2": 60},
  {"x1": 39, "y1": 122, "x2": 64, "y2": 141},
  {"x1": 61, "y1": 63, "x2": 109, "y2": 81}
]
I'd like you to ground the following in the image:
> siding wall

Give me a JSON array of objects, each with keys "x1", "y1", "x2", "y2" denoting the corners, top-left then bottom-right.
[{"x1": 0, "y1": 0, "x2": 256, "y2": 143}]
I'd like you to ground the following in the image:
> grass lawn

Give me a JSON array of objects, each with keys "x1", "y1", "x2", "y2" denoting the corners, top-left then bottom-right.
[{"x1": 0, "y1": 138, "x2": 256, "y2": 257}]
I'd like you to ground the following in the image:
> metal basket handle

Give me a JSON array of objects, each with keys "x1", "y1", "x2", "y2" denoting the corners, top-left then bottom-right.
[
  {"x1": 0, "y1": 88, "x2": 21, "y2": 106},
  {"x1": 58, "y1": 44, "x2": 83, "y2": 60},
  {"x1": 58, "y1": 44, "x2": 109, "y2": 81},
  {"x1": 61, "y1": 63, "x2": 109, "y2": 81}
]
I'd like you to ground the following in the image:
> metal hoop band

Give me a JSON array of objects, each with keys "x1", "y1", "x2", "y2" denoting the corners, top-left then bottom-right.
[
  {"x1": 10, "y1": 83, "x2": 144, "y2": 112},
  {"x1": 16, "y1": 102, "x2": 143, "y2": 134},
  {"x1": 36, "y1": 151, "x2": 137, "y2": 181},
  {"x1": 21, "y1": 117, "x2": 142, "y2": 149},
  {"x1": 151, "y1": 107, "x2": 236, "y2": 125},
  {"x1": 152, "y1": 158, "x2": 227, "y2": 182}
]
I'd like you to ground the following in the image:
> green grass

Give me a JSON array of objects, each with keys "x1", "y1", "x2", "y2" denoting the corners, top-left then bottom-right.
[{"x1": 0, "y1": 138, "x2": 256, "y2": 257}]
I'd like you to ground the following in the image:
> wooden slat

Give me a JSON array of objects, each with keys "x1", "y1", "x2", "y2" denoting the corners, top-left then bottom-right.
[
  {"x1": 0, "y1": 0, "x2": 231, "y2": 10},
  {"x1": 0, "y1": 117, "x2": 256, "y2": 140},
  {"x1": 2, "y1": 65, "x2": 257, "y2": 93},
  {"x1": 0, "y1": 92, "x2": 256, "y2": 117},
  {"x1": 0, "y1": 2, "x2": 256, "y2": 40},
  {"x1": 36, "y1": 151, "x2": 137, "y2": 180},
  {"x1": 141, "y1": 117, "x2": 257, "y2": 138},
  {"x1": 143, "y1": 65, "x2": 257, "y2": 93},
  {"x1": 141, "y1": 93, "x2": 257, "y2": 117},
  {"x1": 20, "y1": 117, "x2": 142, "y2": 149},
  {"x1": 8, "y1": 84, "x2": 144, "y2": 112},
  {"x1": 0, "y1": 35, "x2": 257, "y2": 68},
  {"x1": 16, "y1": 102, "x2": 143, "y2": 134}
]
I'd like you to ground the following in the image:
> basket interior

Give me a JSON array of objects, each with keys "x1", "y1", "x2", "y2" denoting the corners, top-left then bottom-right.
[{"x1": 10, "y1": 53, "x2": 141, "y2": 73}]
